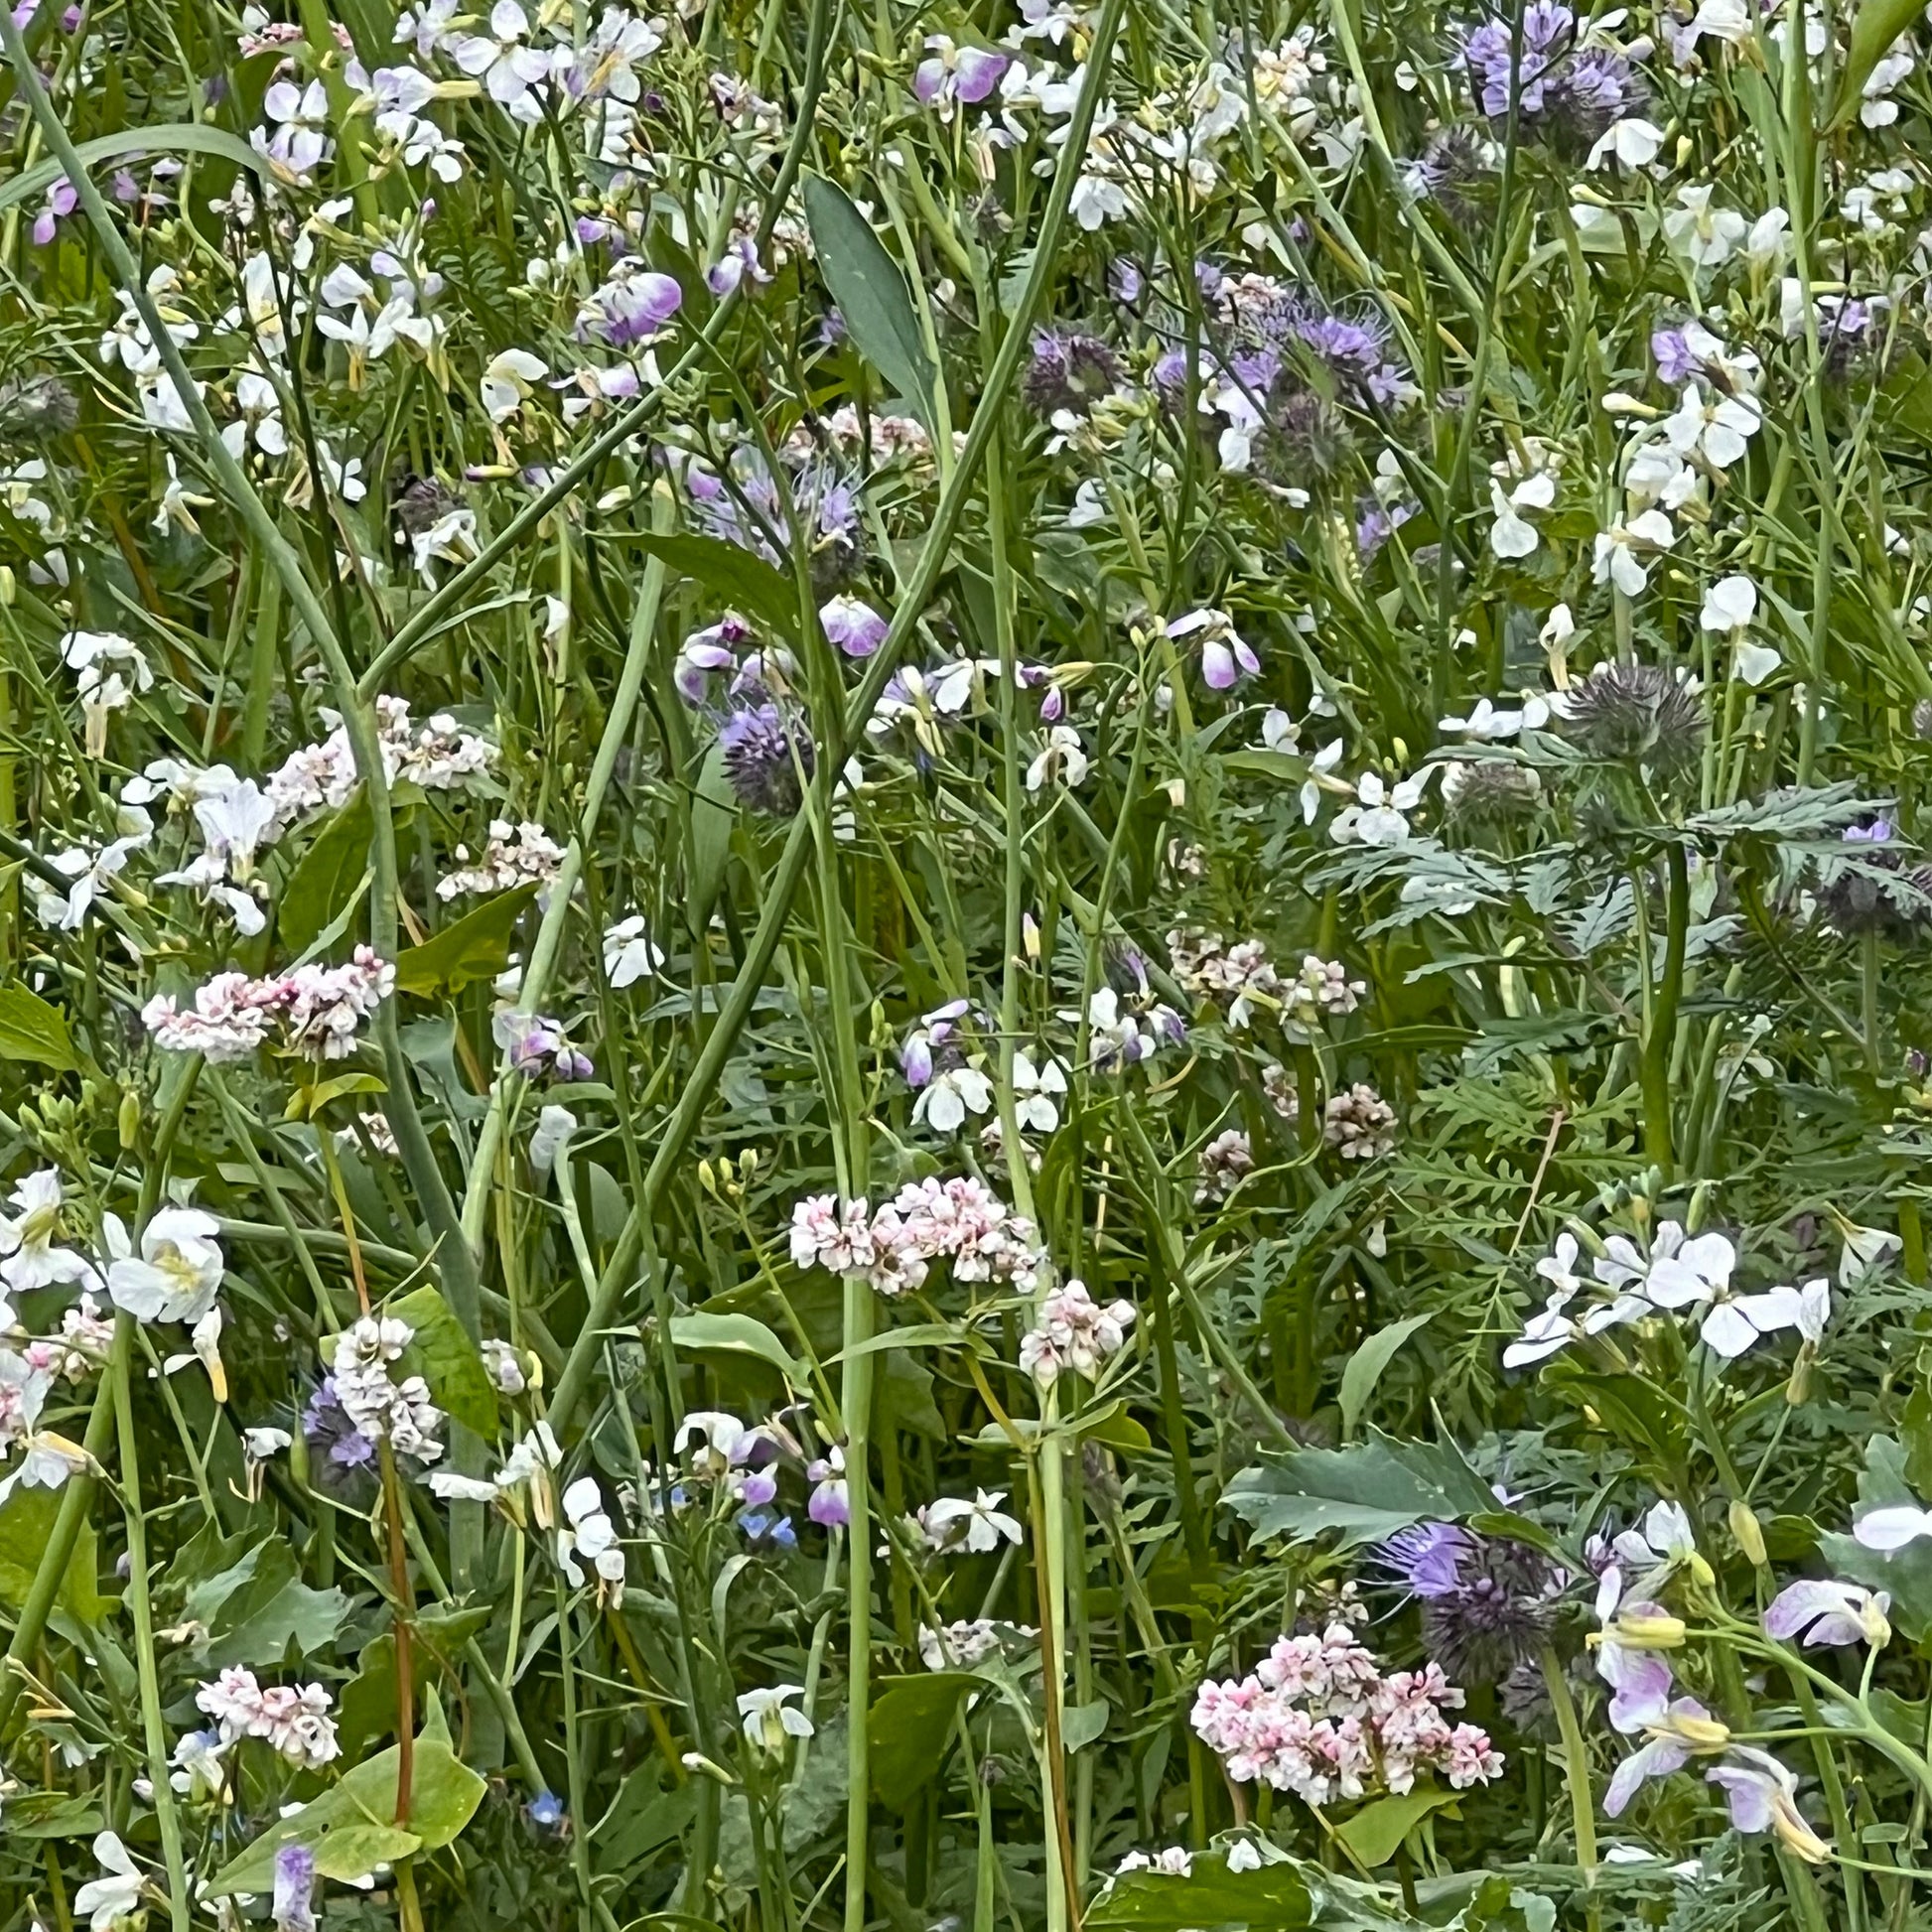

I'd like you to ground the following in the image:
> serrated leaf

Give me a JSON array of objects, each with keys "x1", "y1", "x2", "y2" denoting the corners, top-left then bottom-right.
[
  {"x1": 1338, "y1": 1313, "x2": 1435, "y2": 1439},
  {"x1": 0, "y1": 984, "x2": 78, "y2": 1072},
  {"x1": 630, "y1": 532, "x2": 799, "y2": 636},
  {"x1": 390, "y1": 1284, "x2": 499, "y2": 1436},
  {"x1": 669, "y1": 1311, "x2": 802, "y2": 1381},
  {"x1": 1223, "y1": 1433, "x2": 1495, "y2": 1549},
  {"x1": 802, "y1": 174, "x2": 938, "y2": 428},
  {"x1": 394, "y1": 885, "x2": 538, "y2": 999}
]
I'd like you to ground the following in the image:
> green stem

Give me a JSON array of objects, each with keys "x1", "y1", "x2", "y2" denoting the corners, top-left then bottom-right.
[{"x1": 115, "y1": 1326, "x2": 192, "y2": 1932}]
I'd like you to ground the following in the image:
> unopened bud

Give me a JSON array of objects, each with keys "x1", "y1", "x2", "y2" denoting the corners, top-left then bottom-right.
[
  {"x1": 118, "y1": 1090, "x2": 141, "y2": 1149},
  {"x1": 1727, "y1": 1499, "x2": 1766, "y2": 1567},
  {"x1": 1612, "y1": 1611, "x2": 1688, "y2": 1649}
]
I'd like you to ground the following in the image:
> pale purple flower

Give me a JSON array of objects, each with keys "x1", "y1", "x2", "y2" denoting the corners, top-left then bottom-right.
[
  {"x1": 913, "y1": 35, "x2": 1010, "y2": 110},
  {"x1": 807, "y1": 1446, "x2": 849, "y2": 1526},
  {"x1": 1763, "y1": 1579, "x2": 1890, "y2": 1649},
  {"x1": 1167, "y1": 608, "x2": 1259, "y2": 690},
  {"x1": 272, "y1": 1845, "x2": 316, "y2": 1932},
  {"x1": 820, "y1": 595, "x2": 888, "y2": 658},
  {"x1": 32, "y1": 176, "x2": 75, "y2": 247}
]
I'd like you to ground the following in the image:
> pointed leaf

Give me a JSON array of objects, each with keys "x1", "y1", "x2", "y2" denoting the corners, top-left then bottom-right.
[
  {"x1": 0, "y1": 985, "x2": 78, "y2": 1072},
  {"x1": 803, "y1": 175, "x2": 938, "y2": 427},
  {"x1": 630, "y1": 532, "x2": 799, "y2": 636},
  {"x1": 394, "y1": 885, "x2": 538, "y2": 999}
]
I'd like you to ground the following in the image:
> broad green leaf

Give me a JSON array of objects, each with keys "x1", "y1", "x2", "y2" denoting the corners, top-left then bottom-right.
[
  {"x1": 1088, "y1": 1854, "x2": 1315, "y2": 1931},
  {"x1": 1224, "y1": 1433, "x2": 1494, "y2": 1550},
  {"x1": 394, "y1": 884, "x2": 538, "y2": 999},
  {"x1": 391, "y1": 1284, "x2": 500, "y2": 1436},
  {"x1": 687, "y1": 743, "x2": 737, "y2": 939},
  {"x1": 1832, "y1": 0, "x2": 1921, "y2": 125},
  {"x1": 669, "y1": 1311, "x2": 803, "y2": 1381},
  {"x1": 207, "y1": 1717, "x2": 484, "y2": 1893},
  {"x1": 868, "y1": 1673, "x2": 979, "y2": 1809},
  {"x1": 0, "y1": 985, "x2": 77, "y2": 1072},
  {"x1": 278, "y1": 790, "x2": 373, "y2": 958},
  {"x1": 0, "y1": 1483, "x2": 106, "y2": 1621},
  {"x1": 1339, "y1": 1312, "x2": 1435, "y2": 1439},
  {"x1": 0, "y1": 125, "x2": 268, "y2": 214},
  {"x1": 312, "y1": 1824, "x2": 423, "y2": 1884},
  {"x1": 1076, "y1": 1399, "x2": 1154, "y2": 1454},
  {"x1": 1062, "y1": 1698, "x2": 1109, "y2": 1752},
  {"x1": 802, "y1": 174, "x2": 939, "y2": 427},
  {"x1": 187, "y1": 1536, "x2": 349, "y2": 1667},
  {"x1": 629, "y1": 532, "x2": 799, "y2": 636},
  {"x1": 1334, "y1": 1789, "x2": 1461, "y2": 1867}
]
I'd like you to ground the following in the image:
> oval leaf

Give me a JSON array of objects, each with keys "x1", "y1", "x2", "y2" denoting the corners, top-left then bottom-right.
[
  {"x1": 0, "y1": 985, "x2": 77, "y2": 1072},
  {"x1": 395, "y1": 885, "x2": 538, "y2": 999},
  {"x1": 802, "y1": 174, "x2": 939, "y2": 428},
  {"x1": 669, "y1": 1311, "x2": 803, "y2": 1381},
  {"x1": 390, "y1": 1284, "x2": 500, "y2": 1437},
  {"x1": 1338, "y1": 1312, "x2": 1435, "y2": 1439},
  {"x1": 630, "y1": 532, "x2": 799, "y2": 636}
]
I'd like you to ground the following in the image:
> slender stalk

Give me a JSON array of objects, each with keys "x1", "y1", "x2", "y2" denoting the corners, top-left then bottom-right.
[
  {"x1": 547, "y1": 0, "x2": 1130, "y2": 1438},
  {"x1": 114, "y1": 1327, "x2": 191, "y2": 1932}
]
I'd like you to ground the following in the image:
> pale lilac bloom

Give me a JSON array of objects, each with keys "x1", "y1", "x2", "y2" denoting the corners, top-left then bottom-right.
[
  {"x1": 1763, "y1": 1579, "x2": 1890, "y2": 1649},
  {"x1": 820, "y1": 595, "x2": 888, "y2": 658},
  {"x1": 807, "y1": 1445, "x2": 849, "y2": 1526},
  {"x1": 1705, "y1": 1748, "x2": 1830, "y2": 1861},
  {"x1": 913, "y1": 35, "x2": 1011, "y2": 111},
  {"x1": 1167, "y1": 607, "x2": 1259, "y2": 689},
  {"x1": 32, "y1": 176, "x2": 74, "y2": 246}
]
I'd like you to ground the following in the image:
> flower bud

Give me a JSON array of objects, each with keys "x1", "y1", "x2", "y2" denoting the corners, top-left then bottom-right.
[
  {"x1": 118, "y1": 1089, "x2": 142, "y2": 1150},
  {"x1": 1666, "y1": 1711, "x2": 1730, "y2": 1750},
  {"x1": 1612, "y1": 1611, "x2": 1688, "y2": 1649},
  {"x1": 1727, "y1": 1499, "x2": 1766, "y2": 1567}
]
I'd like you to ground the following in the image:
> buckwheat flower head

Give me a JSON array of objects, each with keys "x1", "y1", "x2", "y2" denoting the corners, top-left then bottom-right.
[
  {"x1": 196, "y1": 1667, "x2": 340, "y2": 1769},
  {"x1": 1195, "y1": 1128, "x2": 1253, "y2": 1202},
  {"x1": 1020, "y1": 1278, "x2": 1136, "y2": 1384},
  {"x1": 1323, "y1": 1083, "x2": 1397, "y2": 1160},
  {"x1": 326, "y1": 1316, "x2": 445, "y2": 1463}
]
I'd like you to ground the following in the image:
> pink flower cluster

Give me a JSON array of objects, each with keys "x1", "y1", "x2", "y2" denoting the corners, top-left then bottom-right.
[
  {"x1": 143, "y1": 947, "x2": 394, "y2": 1063},
  {"x1": 790, "y1": 1175, "x2": 1041, "y2": 1297},
  {"x1": 1019, "y1": 1278, "x2": 1136, "y2": 1385},
  {"x1": 196, "y1": 1667, "x2": 340, "y2": 1770},
  {"x1": 1190, "y1": 1624, "x2": 1503, "y2": 1806},
  {"x1": 266, "y1": 695, "x2": 495, "y2": 834}
]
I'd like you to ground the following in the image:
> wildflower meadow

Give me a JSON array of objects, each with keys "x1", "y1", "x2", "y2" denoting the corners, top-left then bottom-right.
[{"x1": 3, "y1": 0, "x2": 1932, "y2": 1924}]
